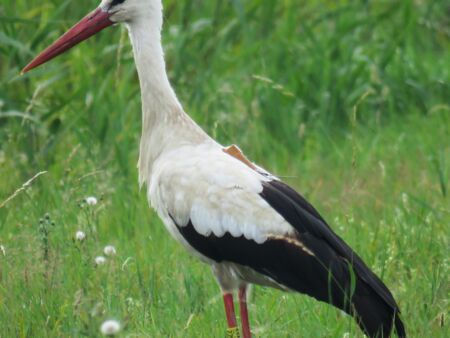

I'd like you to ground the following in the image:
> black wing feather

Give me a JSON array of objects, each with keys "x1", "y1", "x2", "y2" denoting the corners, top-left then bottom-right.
[
  {"x1": 176, "y1": 219, "x2": 355, "y2": 306},
  {"x1": 260, "y1": 180, "x2": 405, "y2": 337},
  {"x1": 260, "y1": 180, "x2": 398, "y2": 309}
]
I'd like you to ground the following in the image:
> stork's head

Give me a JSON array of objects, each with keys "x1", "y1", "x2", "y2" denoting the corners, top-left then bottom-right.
[
  {"x1": 102, "y1": 0, "x2": 163, "y2": 26},
  {"x1": 22, "y1": 0, "x2": 162, "y2": 73}
]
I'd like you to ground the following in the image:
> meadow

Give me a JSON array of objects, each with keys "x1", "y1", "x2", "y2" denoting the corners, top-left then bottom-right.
[{"x1": 0, "y1": 0, "x2": 449, "y2": 337}]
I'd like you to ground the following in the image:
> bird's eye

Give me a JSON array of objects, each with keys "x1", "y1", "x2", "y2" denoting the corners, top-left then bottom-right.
[{"x1": 110, "y1": 0, "x2": 126, "y2": 7}]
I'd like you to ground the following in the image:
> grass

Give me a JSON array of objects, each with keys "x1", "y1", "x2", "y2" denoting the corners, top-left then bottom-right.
[{"x1": 0, "y1": 0, "x2": 449, "y2": 336}]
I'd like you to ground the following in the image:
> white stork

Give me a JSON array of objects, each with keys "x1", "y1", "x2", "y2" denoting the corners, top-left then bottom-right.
[{"x1": 22, "y1": 0, "x2": 406, "y2": 337}]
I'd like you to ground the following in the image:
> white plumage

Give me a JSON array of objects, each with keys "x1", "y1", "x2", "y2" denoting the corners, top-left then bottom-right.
[{"x1": 149, "y1": 143, "x2": 294, "y2": 248}]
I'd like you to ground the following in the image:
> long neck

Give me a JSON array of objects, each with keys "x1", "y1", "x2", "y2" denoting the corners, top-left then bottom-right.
[
  {"x1": 128, "y1": 20, "x2": 180, "y2": 124},
  {"x1": 127, "y1": 19, "x2": 210, "y2": 185}
]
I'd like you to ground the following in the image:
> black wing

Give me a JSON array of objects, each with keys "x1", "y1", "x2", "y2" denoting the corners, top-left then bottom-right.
[
  {"x1": 259, "y1": 180, "x2": 405, "y2": 337},
  {"x1": 260, "y1": 180, "x2": 398, "y2": 309}
]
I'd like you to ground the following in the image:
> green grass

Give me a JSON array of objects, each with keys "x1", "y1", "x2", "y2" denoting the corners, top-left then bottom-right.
[{"x1": 0, "y1": 0, "x2": 449, "y2": 337}]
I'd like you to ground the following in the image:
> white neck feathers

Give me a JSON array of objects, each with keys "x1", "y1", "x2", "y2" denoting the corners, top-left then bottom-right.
[{"x1": 126, "y1": 15, "x2": 211, "y2": 186}]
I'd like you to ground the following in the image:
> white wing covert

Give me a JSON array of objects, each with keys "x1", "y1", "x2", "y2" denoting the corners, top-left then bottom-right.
[{"x1": 148, "y1": 143, "x2": 295, "y2": 246}]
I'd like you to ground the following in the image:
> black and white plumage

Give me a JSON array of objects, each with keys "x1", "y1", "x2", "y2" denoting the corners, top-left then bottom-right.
[{"x1": 22, "y1": 0, "x2": 406, "y2": 337}]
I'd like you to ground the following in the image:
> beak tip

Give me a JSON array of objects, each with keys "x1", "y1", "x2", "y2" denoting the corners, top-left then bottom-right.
[{"x1": 21, "y1": 63, "x2": 34, "y2": 75}]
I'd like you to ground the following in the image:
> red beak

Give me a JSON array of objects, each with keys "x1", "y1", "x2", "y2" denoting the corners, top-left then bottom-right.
[{"x1": 22, "y1": 8, "x2": 114, "y2": 74}]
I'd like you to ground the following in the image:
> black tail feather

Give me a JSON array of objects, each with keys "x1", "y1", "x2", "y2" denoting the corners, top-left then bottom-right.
[
  {"x1": 394, "y1": 314, "x2": 406, "y2": 338},
  {"x1": 352, "y1": 278, "x2": 406, "y2": 338}
]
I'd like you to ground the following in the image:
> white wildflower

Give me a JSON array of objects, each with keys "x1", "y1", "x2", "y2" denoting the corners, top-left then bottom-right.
[
  {"x1": 0, "y1": 245, "x2": 5, "y2": 256},
  {"x1": 75, "y1": 231, "x2": 86, "y2": 241},
  {"x1": 95, "y1": 256, "x2": 107, "y2": 265},
  {"x1": 104, "y1": 245, "x2": 116, "y2": 256},
  {"x1": 85, "y1": 196, "x2": 98, "y2": 206},
  {"x1": 100, "y1": 319, "x2": 121, "y2": 336}
]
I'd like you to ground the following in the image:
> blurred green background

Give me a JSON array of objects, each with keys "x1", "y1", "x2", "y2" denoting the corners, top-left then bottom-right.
[{"x1": 0, "y1": 0, "x2": 449, "y2": 337}]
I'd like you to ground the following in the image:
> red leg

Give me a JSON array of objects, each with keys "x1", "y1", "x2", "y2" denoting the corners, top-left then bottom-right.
[
  {"x1": 223, "y1": 292, "x2": 239, "y2": 336},
  {"x1": 239, "y1": 286, "x2": 251, "y2": 338}
]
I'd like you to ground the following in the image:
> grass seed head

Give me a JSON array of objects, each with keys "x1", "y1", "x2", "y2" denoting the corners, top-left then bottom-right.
[
  {"x1": 86, "y1": 196, "x2": 98, "y2": 206},
  {"x1": 95, "y1": 256, "x2": 107, "y2": 265},
  {"x1": 104, "y1": 245, "x2": 116, "y2": 256},
  {"x1": 100, "y1": 319, "x2": 121, "y2": 336},
  {"x1": 75, "y1": 231, "x2": 86, "y2": 241}
]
